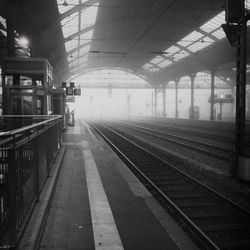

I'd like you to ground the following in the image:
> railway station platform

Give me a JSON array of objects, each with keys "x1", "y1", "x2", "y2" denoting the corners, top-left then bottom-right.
[{"x1": 19, "y1": 120, "x2": 198, "y2": 250}]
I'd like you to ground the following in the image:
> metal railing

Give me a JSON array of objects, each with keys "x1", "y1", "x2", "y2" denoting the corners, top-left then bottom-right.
[{"x1": 0, "y1": 115, "x2": 63, "y2": 249}]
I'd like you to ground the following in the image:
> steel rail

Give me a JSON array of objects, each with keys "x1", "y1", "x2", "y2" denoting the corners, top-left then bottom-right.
[
  {"x1": 90, "y1": 122, "x2": 250, "y2": 249},
  {"x1": 110, "y1": 121, "x2": 233, "y2": 161},
  {"x1": 91, "y1": 122, "x2": 221, "y2": 250},
  {"x1": 116, "y1": 121, "x2": 231, "y2": 161},
  {"x1": 135, "y1": 119, "x2": 236, "y2": 141}
]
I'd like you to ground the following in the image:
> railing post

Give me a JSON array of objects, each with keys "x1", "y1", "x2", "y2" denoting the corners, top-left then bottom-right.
[
  {"x1": 34, "y1": 137, "x2": 40, "y2": 202},
  {"x1": 8, "y1": 149, "x2": 17, "y2": 249}
]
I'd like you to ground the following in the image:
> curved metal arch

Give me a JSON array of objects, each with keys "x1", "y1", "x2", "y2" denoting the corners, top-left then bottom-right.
[
  {"x1": 195, "y1": 70, "x2": 232, "y2": 89},
  {"x1": 67, "y1": 66, "x2": 152, "y2": 85}
]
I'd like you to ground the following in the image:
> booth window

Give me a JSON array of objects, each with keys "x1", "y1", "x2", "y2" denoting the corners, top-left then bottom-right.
[{"x1": 20, "y1": 75, "x2": 32, "y2": 86}]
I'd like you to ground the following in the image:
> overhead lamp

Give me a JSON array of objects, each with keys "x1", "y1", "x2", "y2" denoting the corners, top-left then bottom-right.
[
  {"x1": 63, "y1": 0, "x2": 68, "y2": 6},
  {"x1": 18, "y1": 36, "x2": 29, "y2": 48}
]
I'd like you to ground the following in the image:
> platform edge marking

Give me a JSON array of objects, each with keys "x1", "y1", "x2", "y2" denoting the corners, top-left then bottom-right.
[{"x1": 82, "y1": 141, "x2": 124, "y2": 250}]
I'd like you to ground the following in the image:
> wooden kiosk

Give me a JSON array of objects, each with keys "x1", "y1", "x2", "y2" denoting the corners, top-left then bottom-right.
[{"x1": 1, "y1": 57, "x2": 53, "y2": 115}]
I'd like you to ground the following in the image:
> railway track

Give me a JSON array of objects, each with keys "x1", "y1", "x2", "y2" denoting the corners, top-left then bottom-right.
[
  {"x1": 133, "y1": 120, "x2": 250, "y2": 148},
  {"x1": 91, "y1": 122, "x2": 250, "y2": 250},
  {"x1": 114, "y1": 121, "x2": 232, "y2": 162}
]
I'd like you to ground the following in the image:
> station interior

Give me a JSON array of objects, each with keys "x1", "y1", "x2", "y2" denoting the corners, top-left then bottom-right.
[{"x1": 0, "y1": 1, "x2": 250, "y2": 250}]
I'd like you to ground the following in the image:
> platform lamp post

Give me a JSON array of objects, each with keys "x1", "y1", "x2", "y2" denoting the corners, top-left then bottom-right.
[{"x1": 222, "y1": 0, "x2": 250, "y2": 180}]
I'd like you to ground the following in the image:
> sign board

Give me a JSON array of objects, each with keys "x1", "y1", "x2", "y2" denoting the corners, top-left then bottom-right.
[
  {"x1": 74, "y1": 88, "x2": 81, "y2": 96},
  {"x1": 66, "y1": 96, "x2": 75, "y2": 103},
  {"x1": 208, "y1": 96, "x2": 234, "y2": 104},
  {"x1": 66, "y1": 87, "x2": 74, "y2": 96}
]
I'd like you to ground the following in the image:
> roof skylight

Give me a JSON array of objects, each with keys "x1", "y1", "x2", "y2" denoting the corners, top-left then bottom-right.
[
  {"x1": 57, "y1": 0, "x2": 79, "y2": 14},
  {"x1": 164, "y1": 45, "x2": 180, "y2": 55},
  {"x1": 211, "y1": 29, "x2": 226, "y2": 40},
  {"x1": 81, "y1": 5, "x2": 99, "y2": 29},
  {"x1": 61, "y1": 12, "x2": 78, "y2": 38},
  {"x1": 67, "y1": 51, "x2": 78, "y2": 61},
  {"x1": 65, "y1": 39, "x2": 78, "y2": 52},
  {"x1": 158, "y1": 59, "x2": 172, "y2": 68},
  {"x1": 143, "y1": 10, "x2": 228, "y2": 71},
  {"x1": 143, "y1": 63, "x2": 153, "y2": 70},
  {"x1": 80, "y1": 30, "x2": 94, "y2": 45},
  {"x1": 150, "y1": 56, "x2": 164, "y2": 65},
  {"x1": 80, "y1": 44, "x2": 90, "y2": 55},
  {"x1": 177, "y1": 31, "x2": 204, "y2": 47},
  {"x1": 200, "y1": 12, "x2": 225, "y2": 33},
  {"x1": 57, "y1": 0, "x2": 99, "y2": 72},
  {"x1": 187, "y1": 37, "x2": 214, "y2": 53},
  {"x1": 173, "y1": 51, "x2": 190, "y2": 61},
  {"x1": 148, "y1": 67, "x2": 160, "y2": 73},
  {"x1": 246, "y1": 0, "x2": 250, "y2": 9},
  {"x1": 0, "y1": 16, "x2": 6, "y2": 29}
]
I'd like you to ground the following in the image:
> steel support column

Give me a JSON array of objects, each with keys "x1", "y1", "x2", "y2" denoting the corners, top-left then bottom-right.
[
  {"x1": 151, "y1": 90, "x2": 154, "y2": 117},
  {"x1": 210, "y1": 70, "x2": 216, "y2": 120},
  {"x1": 190, "y1": 73, "x2": 196, "y2": 119},
  {"x1": 162, "y1": 87, "x2": 166, "y2": 117},
  {"x1": 235, "y1": 17, "x2": 248, "y2": 176},
  {"x1": 154, "y1": 88, "x2": 158, "y2": 117},
  {"x1": 175, "y1": 80, "x2": 179, "y2": 119}
]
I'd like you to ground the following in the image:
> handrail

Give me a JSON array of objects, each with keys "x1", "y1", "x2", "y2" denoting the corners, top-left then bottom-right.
[
  {"x1": 0, "y1": 115, "x2": 62, "y2": 137},
  {"x1": 0, "y1": 114, "x2": 63, "y2": 247}
]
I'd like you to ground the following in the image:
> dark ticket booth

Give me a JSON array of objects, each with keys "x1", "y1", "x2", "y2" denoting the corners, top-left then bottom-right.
[{"x1": 1, "y1": 57, "x2": 53, "y2": 116}]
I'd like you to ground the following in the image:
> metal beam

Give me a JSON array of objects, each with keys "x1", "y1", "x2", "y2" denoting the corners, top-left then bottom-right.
[
  {"x1": 190, "y1": 73, "x2": 196, "y2": 119},
  {"x1": 210, "y1": 69, "x2": 216, "y2": 120},
  {"x1": 59, "y1": 0, "x2": 98, "y2": 20},
  {"x1": 64, "y1": 25, "x2": 93, "y2": 42},
  {"x1": 175, "y1": 79, "x2": 179, "y2": 118}
]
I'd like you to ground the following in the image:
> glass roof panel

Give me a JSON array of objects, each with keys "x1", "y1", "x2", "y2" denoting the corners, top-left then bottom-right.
[
  {"x1": 69, "y1": 59, "x2": 87, "y2": 69},
  {"x1": 148, "y1": 67, "x2": 160, "y2": 73},
  {"x1": 65, "y1": 39, "x2": 78, "y2": 52},
  {"x1": 157, "y1": 59, "x2": 172, "y2": 68},
  {"x1": 164, "y1": 45, "x2": 180, "y2": 55},
  {"x1": 211, "y1": 28, "x2": 226, "y2": 40},
  {"x1": 57, "y1": 0, "x2": 99, "y2": 73},
  {"x1": 187, "y1": 37, "x2": 214, "y2": 52},
  {"x1": 147, "y1": 66, "x2": 160, "y2": 72},
  {"x1": 81, "y1": 4, "x2": 99, "y2": 29},
  {"x1": 0, "y1": 29, "x2": 7, "y2": 36},
  {"x1": 0, "y1": 15, "x2": 6, "y2": 28},
  {"x1": 150, "y1": 56, "x2": 164, "y2": 65},
  {"x1": 246, "y1": 0, "x2": 250, "y2": 9},
  {"x1": 200, "y1": 12, "x2": 225, "y2": 33},
  {"x1": 177, "y1": 31, "x2": 204, "y2": 47},
  {"x1": 80, "y1": 44, "x2": 90, "y2": 55},
  {"x1": 61, "y1": 12, "x2": 78, "y2": 38},
  {"x1": 143, "y1": 63, "x2": 153, "y2": 70},
  {"x1": 57, "y1": 0, "x2": 79, "y2": 14},
  {"x1": 68, "y1": 51, "x2": 78, "y2": 61},
  {"x1": 69, "y1": 60, "x2": 78, "y2": 68},
  {"x1": 80, "y1": 30, "x2": 94, "y2": 45},
  {"x1": 172, "y1": 50, "x2": 190, "y2": 61},
  {"x1": 79, "y1": 57, "x2": 88, "y2": 64}
]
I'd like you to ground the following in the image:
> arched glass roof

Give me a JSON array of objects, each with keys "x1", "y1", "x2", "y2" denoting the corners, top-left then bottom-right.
[
  {"x1": 57, "y1": 0, "x2": 99, "y2": 72},
  {"x1": 143, "y1": 0, "x2": 250, "y2": 73},
  {"x1": 74, "y1": 69, "x2": 150, "y2": 88}
]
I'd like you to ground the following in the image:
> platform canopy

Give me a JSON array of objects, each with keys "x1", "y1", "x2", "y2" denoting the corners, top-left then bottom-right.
[{"x1": 0, "y1": 0, "x2": 250, "y2": 87}]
